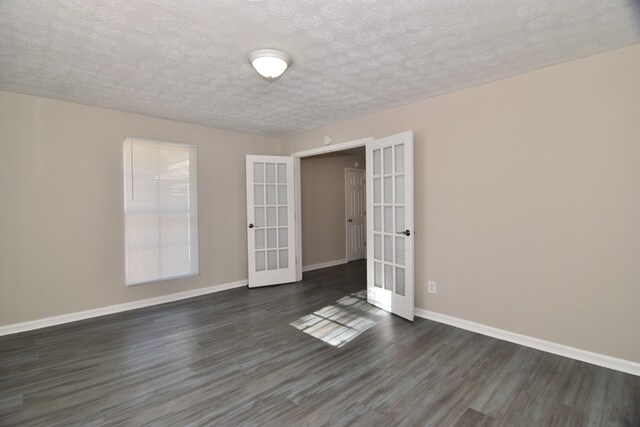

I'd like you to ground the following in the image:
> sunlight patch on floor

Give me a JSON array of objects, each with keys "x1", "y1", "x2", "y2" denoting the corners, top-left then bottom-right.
[{"x1": 290, "y1": 290, "x2": 386, "y2": 348}]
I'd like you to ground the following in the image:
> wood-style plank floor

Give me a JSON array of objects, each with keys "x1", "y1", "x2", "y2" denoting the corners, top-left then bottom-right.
[{"x1": 1, "y1": 260, "x2": 639, "y2": 426}]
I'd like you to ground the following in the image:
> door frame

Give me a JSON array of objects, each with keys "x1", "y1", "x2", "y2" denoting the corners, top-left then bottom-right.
[
  {"x1": 345, "y1": 167, "x2": 366, "y2": 262},
  {"x1": 291, "y1": 137, "x2": 373, "y2": 281}
]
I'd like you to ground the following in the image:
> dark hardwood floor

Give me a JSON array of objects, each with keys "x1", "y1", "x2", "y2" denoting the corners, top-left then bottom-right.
[{"x1": 1, "y1": 260, "x2": 639, "y2": 426}]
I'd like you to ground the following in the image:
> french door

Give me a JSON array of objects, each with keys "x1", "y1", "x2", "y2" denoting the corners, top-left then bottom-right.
[
  {"x1": 246, "y1": 156, "x2": 296, "y2": 287},
  {"x1": 366, "y1": 131, "x2": 414, "y2": 320},
  {"x1": 246, "y1": 132, "x2": 414, "y2": 320}
]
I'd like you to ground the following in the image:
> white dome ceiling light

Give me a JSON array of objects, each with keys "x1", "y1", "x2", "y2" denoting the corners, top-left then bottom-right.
[{"x1": 249, "y1": 49, "x2": 291, "y2": 81}]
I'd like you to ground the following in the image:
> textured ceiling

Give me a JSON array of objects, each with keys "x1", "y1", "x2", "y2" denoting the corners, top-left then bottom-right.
[{"x1": 1, "y1": 1, "x2": 639, "y2": 135}]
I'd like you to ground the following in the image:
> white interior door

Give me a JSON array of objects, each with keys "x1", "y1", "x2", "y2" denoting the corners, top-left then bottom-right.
[
  {"x1": 246, "y1": 155, "x2": 296, "y2": 288},
  {"x1": 366, "y1": 131, "x2": 414, "y2": 320},
  {"x1": 346, "y1": 168, "x2": 366, "y2": 262}
]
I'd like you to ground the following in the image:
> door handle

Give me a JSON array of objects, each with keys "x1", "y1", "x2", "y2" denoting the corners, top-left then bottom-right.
[
  {"x1": 396, "y1": 229, "x2": 411, "y2": 236},
  {"x1": 248, "y1": 224, "x2": 254, "y2": 229},
  {"x1": 348, "y1": 219, "x2": 353, "y2": 222}
]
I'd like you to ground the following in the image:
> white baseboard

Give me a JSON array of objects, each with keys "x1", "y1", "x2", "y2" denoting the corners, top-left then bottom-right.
[
  {"x1": 0, "y1": 279, "x2": 248, "y2": 337},
  {"x1": 302, "y1": 258, "x2": 348, "y2": 272},
  {"x1": 414, "y1": 308, "x2": 640, "y2": 376}
]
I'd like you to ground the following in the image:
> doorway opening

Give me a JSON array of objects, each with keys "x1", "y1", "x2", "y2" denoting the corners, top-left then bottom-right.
[
  {"x1": 291, "y1": 137, "x2": 372, "y2": 281},
  {"x1": 298, "y1": 146, "x2": 367, "y2": 275}
]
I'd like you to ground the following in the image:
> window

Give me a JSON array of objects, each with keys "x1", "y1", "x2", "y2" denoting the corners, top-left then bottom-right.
[{"x1": 123, "y1": 138, "x2": 198, "y2": 285}]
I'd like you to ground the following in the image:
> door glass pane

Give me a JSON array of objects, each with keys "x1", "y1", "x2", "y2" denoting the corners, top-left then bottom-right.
[
  {"x1": 267, "y1": 228, "x2": 277, "y2": 249},
  {"x1": 266, "y1": 185, "x2": 276, "y2": 205},
  {"x1": 373, "y1": 149, "x2": 381, "y2": 176},
  {"x1": 396, "y1": 206, "x2": 405, "y2": 232},
  {"x1": 395, "y1": 175, "x2": 404, "y2": 204},
  {"x1": 374, "y1": 262, "x2": 382, "y2": 287},
  {"x1": 254, "y1": 207, "x2": 265, "y2": 227},
  {"x1": 279, "y1": 249, "x2": 288, "y2": 269},
  {"x1": 384, "y1": 206, "x2": 393, "y2": 233},
  {"x1": 396, "y1": 267, "x2": 405, "y2": 296},
  {"x1": 277, "y1": 163, "x2": 287, "y2": 183},
  {"x1": 384, "y1": 235, "x2": 393, "y2": 262},
  {"x1": 254, "y1": 185, "x2": 264, "y2": 205},
  {"x1": 383, "y1": 146, "x2": 392, "y2": 174},
  {"x1": 395, "y1": 145, "x2": 404, "y2": 173},
  {"x1": 396, "y1": 236, "x2": 405, "y2": 266},
  {"x1": 374, "y1": 178, "x2": 381, "y2": 204},
  {"x1": 384, "y1": 177, "x2": 393, "y2": 203},
  {"x1": 255, "y1": 229, "x2": 265, "y2": 249},
  {"x1": 278, "y1": 185, "x2": 287, "y2": 204},
  {"x1": 256, "y1": 251, "x2": 266, "y2": 271},
  {"x1": 384, "y1": 264, "x2": 393, "y2": 291},
  {"x1": 267, "y1": 207, "x2": 277, "y2": 226},
  {"x1": 374, "y1": 206, "x2": 381, "y2": 232},
  {"x1": 374, "y1": 234, "x2": 381, "y2": 260},
  {"x1": 278, "y1": 228, "x2": 288, "y2": 247},
  {"x1": 278, "y1": 207, "x2": 288, "y2": 226},
  {"x1": 254, "y1": 163, "x2": 264, "y2": 183},
  {"x1": 265, "y1": 163, "x2": 276, "y2": 183},
  {"x1": 267, "y1": 250, "x2": 277, "y2": 270}
]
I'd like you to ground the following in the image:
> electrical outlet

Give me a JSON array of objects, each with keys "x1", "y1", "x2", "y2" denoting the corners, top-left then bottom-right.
[{"x1": 428, "y1": 281, "x2": 437, "y2": 294}]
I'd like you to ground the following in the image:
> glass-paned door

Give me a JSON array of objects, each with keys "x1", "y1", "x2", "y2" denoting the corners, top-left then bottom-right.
[
  {"x1": 246, "y1": 155, "x2": 296, "y2": 287},
  {"x1": 366, "y1": 131, "x2": 414, "y2": 320}
]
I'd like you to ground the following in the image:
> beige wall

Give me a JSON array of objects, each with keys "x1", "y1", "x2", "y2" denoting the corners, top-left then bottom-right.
[
  {"x1": 301, "y1": 150, "x2": 365, "y2": 267},
  {"x1": 282, "y1": 44, "x2": 640, "y2": 362},
  {"x1": 0, "y1": 90, "x2": 279, "y2": 325}
]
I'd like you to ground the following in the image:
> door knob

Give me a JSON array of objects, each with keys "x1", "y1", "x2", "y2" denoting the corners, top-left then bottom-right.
[
  {"x1": 396, "y1": 229, "x2": 411, "y2": 236},
  {"x1": 248, "y1": 224, "x2": 254, "y2": 228}
]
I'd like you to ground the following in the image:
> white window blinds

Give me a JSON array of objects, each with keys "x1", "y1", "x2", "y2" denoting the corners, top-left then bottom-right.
[{"x1": 123, "y1": 138, "x2": 198, "y2": 285}]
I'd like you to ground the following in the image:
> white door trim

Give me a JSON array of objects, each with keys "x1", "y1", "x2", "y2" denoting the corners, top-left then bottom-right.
[
  {"x1": 291, "y1": 137, "x2": 373, "y2": 158},
  {"x1": 292, "y1": 137, "x2": 373, "y2": 280}
]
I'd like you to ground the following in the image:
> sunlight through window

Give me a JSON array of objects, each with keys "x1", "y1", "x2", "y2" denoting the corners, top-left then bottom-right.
[{"x1": 290, "y1": 291, "x2": 386, "y2": 348}]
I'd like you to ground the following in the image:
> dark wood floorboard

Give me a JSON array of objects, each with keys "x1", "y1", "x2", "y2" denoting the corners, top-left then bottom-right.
[{"x1": 1, "y1": 260, "x2": 639, "y2": 426}]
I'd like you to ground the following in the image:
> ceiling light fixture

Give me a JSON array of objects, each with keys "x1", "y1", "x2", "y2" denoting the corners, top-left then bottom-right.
[{"x1": 249, "y1": 49, "x2": 291, "y2": 81}]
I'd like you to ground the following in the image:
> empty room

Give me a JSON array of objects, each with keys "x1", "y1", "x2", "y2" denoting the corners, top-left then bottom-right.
[{"x1": 1, "y1": 1, "x2": 639, "y2": 425}]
